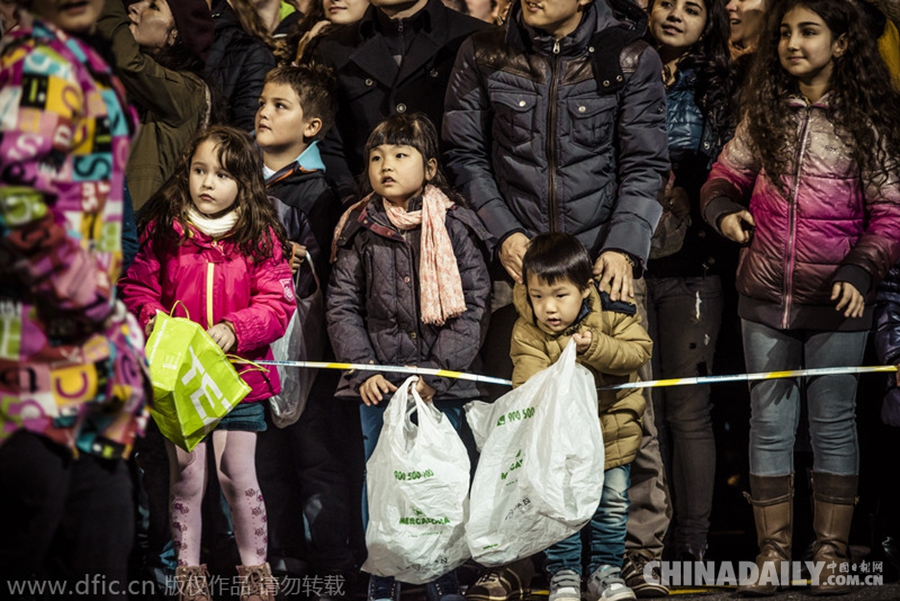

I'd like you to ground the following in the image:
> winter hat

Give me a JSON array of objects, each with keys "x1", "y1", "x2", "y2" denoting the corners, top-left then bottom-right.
[{"x1": 167, "y1": 0, "x2": 215, "y2": 63}]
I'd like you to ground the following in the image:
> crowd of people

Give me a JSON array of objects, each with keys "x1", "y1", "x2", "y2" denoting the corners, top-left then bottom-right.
[{"x1": 2, "y1": 0, "x2": 900, "y2": 600}]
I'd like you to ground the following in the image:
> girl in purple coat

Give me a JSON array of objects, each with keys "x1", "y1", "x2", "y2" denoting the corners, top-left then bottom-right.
[
  {"x1": 327, "y1": 114, "x2": 491, "y2": 601},
  {"x1": 700, "y1": 0, "x2": 900, "y2": 594},
  {"x1": 121, "y1": 125, "x2": 294, "y2": 601}
]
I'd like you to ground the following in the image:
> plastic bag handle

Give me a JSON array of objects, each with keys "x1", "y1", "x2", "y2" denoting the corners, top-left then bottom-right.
[
  {"x1": 387, "y1": 376, "x2": 442, "y2": 448},
  {"x1": 294, "y1": 250, "x2": 321, "y2": 296}
]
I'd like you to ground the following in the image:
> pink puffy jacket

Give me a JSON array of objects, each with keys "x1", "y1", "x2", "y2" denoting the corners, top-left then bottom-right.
[
  {"x1": 701, "y1": 94, "x2": 900, "y2": 331},
  {"x1": 120, "y1": 221, "x2": 295, "y2": 401}
]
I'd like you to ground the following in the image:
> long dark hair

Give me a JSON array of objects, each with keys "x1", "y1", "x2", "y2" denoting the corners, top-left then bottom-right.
[
  {"x1": 743, "y1": 0, "x2": 900, "y2": 197},
  {"x1": 359, "y1": 113, "x2": 467, "y2": 205},
  {"x1": 138, "y1": 125, "x2": 291, "y2": 260},
  {"x1": 648, "y1": 0, "x2": 737, "y2": 132}
]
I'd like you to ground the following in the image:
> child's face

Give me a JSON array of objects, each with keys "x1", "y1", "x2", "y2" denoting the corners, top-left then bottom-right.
[
  {"x1": 189, "y1": 140, "x2": 239, "y2": 217},
  {"x1": 778, "y1": 5, "x2": 846, "y2": 90},
  {"x1": 255, "y1": 82, "x2": 322, "y2": 157},
  {"x1": 368, "y1": 144, "x2": 436, "y2": 209},
  {"x1": 649, "y1": 0, "x2": 708, "y2": 53},
  {"x1": 526, "y1": 273, "x2": 591, "y2": 333}
]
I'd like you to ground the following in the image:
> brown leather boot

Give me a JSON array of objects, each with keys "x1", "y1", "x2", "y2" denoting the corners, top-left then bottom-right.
[
  {"x1": 237, "y1": 562, "x2": 278, "y2": 601},
  {"x1": 175, "y1": 565, "x2": 211, "y2": 601},
  {"x1": 737, "y1": 474, "x2": 793, "y2": 597},
  {"x1": 810, "y1": 472, "x2": 858, "y2": 596}
]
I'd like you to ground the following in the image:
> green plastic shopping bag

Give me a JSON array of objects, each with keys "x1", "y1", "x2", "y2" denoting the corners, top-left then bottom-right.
[{"x1": 144, "y1": 311, "x2": 251, "y2": 451}]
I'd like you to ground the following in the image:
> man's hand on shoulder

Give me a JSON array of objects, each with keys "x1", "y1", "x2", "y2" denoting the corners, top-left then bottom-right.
[
  {"x1": 593, "y1": 251, "x2": 634, "y2": 302},
  {"x1": 500, "y1": 232, "x2": 530, "y2": 284}
]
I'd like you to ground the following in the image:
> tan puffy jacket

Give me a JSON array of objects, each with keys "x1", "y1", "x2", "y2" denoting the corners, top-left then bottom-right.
[{"x1": 510, "y1": 283, "x2": 651, "y2": 469}]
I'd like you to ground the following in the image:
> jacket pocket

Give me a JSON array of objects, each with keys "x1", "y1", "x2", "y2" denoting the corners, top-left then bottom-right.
[
  {"x1": 490, "y1": 90, "x2": 538, "y2": 146},
  {"x1": 567, "y1": 96, "x2": 617, "y2": 148}
]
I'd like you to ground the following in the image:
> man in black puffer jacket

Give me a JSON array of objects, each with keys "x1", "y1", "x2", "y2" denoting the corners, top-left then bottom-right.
[
  {"x1": 443, "y1": 0, "x2": 668, "y2": 297},
  {"x1": 443, "y1": 1, "x2": 671, "y2": 598}
]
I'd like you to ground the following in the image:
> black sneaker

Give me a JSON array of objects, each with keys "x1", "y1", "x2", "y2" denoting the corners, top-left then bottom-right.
[
  {"x1": 621, "y1": 554, "x2": 668, "y2": 598},
  {"x1": 368, "y1": 574, "x2": 401, "y2": 601}
]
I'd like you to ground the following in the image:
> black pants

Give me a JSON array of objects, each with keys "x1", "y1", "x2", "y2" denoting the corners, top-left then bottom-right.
[
  {"x1": 0, "y1": 431, "x2": 134, "y2": 600},
  {"x1": 256, "y1": 368, "x2": 360, "y2": 578}
]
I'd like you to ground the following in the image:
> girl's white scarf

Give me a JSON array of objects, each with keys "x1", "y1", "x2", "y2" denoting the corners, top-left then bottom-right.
[{"x1": 187, "y1": 206, "x2": 239, "y2": 238}]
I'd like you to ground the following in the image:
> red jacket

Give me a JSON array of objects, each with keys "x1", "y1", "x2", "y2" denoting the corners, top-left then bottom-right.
[{"x1": 121, "y1": 221, "x2": 295, "y2": 401}]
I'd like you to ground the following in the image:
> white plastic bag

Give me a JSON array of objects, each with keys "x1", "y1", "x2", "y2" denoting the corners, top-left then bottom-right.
[
  {"x1": 465, "y1": 340, "x2": 604, "y2": 566},
  {"x1": 362, "y1": 377, "x2": 471, "y2": 584}
]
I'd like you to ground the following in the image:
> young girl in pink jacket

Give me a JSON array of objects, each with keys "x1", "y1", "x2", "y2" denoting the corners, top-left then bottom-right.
[
  {"x1": 121, "y1": 125, "x2": 295, "y2": 601},
  {"x1": 700, "y1": 0, "x2": 900, "y2": 594}
]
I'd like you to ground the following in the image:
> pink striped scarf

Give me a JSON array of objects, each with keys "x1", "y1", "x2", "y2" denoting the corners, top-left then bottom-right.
[
  {"x1": 383, "y1": 185, "x2": 466, "y2": 325},
  {"x1": 331, "y1": 186, "x2": 466, "y2": 326}
]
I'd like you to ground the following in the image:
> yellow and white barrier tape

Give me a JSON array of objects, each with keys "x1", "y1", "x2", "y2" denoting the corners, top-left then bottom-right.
[
  {"x1": 257, "y1": 360, "x2": 514, "y2": 386},
  {"x1": 258, "y1": 360, "x2": 898, "y2": 391},
  {"x1": 599, "y1": 364, "x2": 898, "y2": 390}
]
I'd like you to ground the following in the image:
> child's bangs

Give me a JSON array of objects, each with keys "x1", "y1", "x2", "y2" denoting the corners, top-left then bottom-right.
[{"x1": 368, "y1": 124, "x2": 423, "y2": 153}]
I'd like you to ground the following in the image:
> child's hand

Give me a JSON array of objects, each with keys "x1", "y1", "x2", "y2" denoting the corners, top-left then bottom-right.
[
  {"x1": 415, "y1": 377, "x2": 436, "y2": 403},
  {"x1": 572, "y1": 330, "x2": 593, "y2": 354},
  {"x1": 145, "y1": 315, "x2": 157, "y2": 337},
  {"x1": 360, "y1": 374, "x2": 397, "y2": 406},
  {"x1": 290, "y1": 243, "x2": 307, "y2": 274},
  {"x1": 719, "y1": 210, "x2": 755, "y2": 245},
  {"x1": 831, "y1": 281, "x2": 865, "y2": 319},
  {"x1": 207, "y1": 322, "x2": 236, "y2": 352}
]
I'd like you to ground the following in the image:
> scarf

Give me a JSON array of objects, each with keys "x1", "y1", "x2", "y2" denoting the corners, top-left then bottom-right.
[
  {"x1": 331, "y1": 186, "x2": 466, "y2": 326},
  {"x1": 186, "y1": 206, "x2": 239, "y2": 238}
]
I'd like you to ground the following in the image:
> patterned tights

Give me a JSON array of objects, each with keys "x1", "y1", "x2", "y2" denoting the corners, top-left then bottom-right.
[{"x1": 166, "y1": 430, "x2": 268, "y2": 566}]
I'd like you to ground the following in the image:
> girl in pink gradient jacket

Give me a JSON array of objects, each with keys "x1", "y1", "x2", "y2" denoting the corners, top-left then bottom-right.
[
  {"x1": 699, "y1": 0, "x2": 900, "y2": 594},
  {"x1": 120, "y1": 125, "x2": 294, "y2": 597}
]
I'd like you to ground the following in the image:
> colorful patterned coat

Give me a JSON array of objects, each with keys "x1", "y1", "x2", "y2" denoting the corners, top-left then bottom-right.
[{"x1": 0, "y1": 20, "x2": 150, "y2": 459}]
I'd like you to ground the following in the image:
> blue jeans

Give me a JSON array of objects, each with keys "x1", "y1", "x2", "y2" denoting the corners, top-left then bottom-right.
[
  {"x1": 646, "y1": 275, "x2": 722, "y2": 552},
  {"x1": 741, "y1": 319, "x2": 867, "y2": 476},
  {"x1": 545, "y1": 464, "x2": 631, "y2": 575}
]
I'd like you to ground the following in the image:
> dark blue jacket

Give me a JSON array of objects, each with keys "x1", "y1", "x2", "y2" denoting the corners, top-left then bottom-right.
[
  {"x1": 442, "y1": 0, "x2": 669, "y2": 265},
  {"x1": 647, "y1": 67, "x2": 734, "y2": 278}
]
